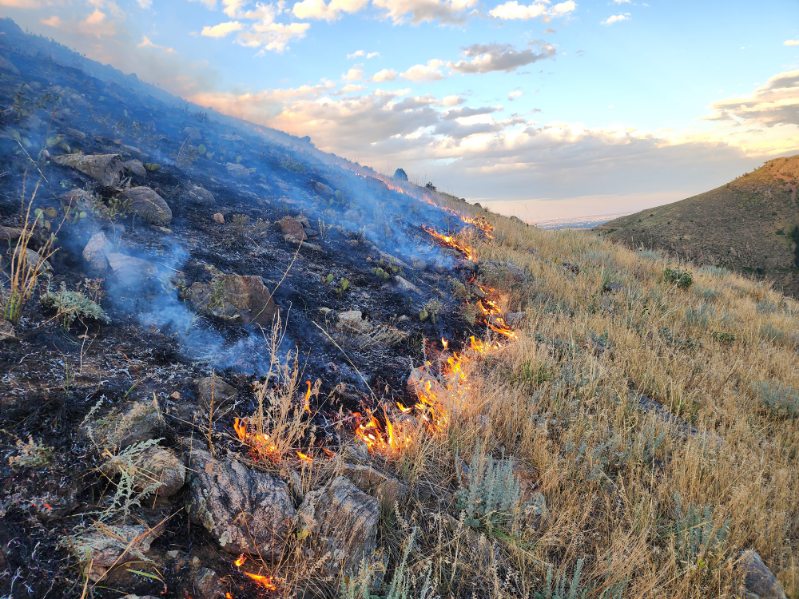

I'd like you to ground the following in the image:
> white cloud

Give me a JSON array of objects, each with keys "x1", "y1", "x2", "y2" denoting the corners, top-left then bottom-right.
[
  {"x1": 785, "y1": 40, "x2": 799, "y2": 47},
  {"x1": 452, "y1": 42, "x2": 555, "y2": 73},
  {"x1": 372, "y1": 0, "x2": 478, "y2": 24},
  {"x1": 601, "y1": 13, "x2": 630, "y2": 25},
  {"x1": 292, "y1": 0, "x2": 368, "y2": 20},
  {"x1": 40, "y1": 15, "x2": 62, "y2": 27},
  {"x1": 709, "y1": 70, "x2": 799, "y2": 128},
  {"x1": 138, "y1": 35, "x2": 176, "y2": 53},
  {"x1": 612, "y1": 0, "x2": 631, "y2": 4},
  {"x1": 222, "y1": 0, "x2": 246, "y2": 17},
  {"x1": 401, "y1": 59, "x2": 446, "y2": 81},
  {"x1": 343, "y1": 66, "x2": 364, "y2": 81},
  {"x1": 489, "y1": 0, "x2": 576, "y2": 21},
  {"x1": 237, "y1": 19, "x2": 310, "y2": 52},
  {"x1": 372, "y1": 68, "x2": 397, "y2": 82},
  {"x1": 137, "y1": 0, "x2": 152, "y2": 8},
  {"x1": 201, "y1": 20, "x2": 244, "y2": 37},
  {"x1": 508, "y1": 89, "x2": 523, "y2": 100},
  {"x1": 348, "y1": 49, "x2": 380, "y2": 59}
]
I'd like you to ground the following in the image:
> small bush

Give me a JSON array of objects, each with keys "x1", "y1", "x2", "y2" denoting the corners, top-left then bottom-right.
[
  {"x1": 671, "y1": 494, "x2": 729, "y2": 567},
  {"x1": 419, "y1": 299, "x2": 443, "y2": 323},
  {"x1": 698, "y1": 265, "x2": 729, "y2": 278},
  {"x1": 711, "y1": 331, "x2": 736, "y2": 344},
  {"x1": 372, "y1": 266, "x2": 391, "y2": 281},
  {"x1": 41, "y1": 283, "x2": 109, "y2": 328},
  {"x1": 752, "y1": 381, "x2": 799, "y2": 418},
  {"x1": 663, "y1": 268, "x2": 693, "y2": 289},
  {"x1": 457, "y1": 445, "x2": 521, "y2": 530},
  {"x1": 8, "y1": 436, "x2": 54, "y2": 469}
]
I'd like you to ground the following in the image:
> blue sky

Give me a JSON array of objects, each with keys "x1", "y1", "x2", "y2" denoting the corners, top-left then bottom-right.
[{"x1": 2, "y1": 0, "x2": 798, "y2": 222}]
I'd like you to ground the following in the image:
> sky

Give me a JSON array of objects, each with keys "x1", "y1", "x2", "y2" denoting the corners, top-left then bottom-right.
[{"x1": 2, "y1": 0, "x2": 798, "y2": 223}]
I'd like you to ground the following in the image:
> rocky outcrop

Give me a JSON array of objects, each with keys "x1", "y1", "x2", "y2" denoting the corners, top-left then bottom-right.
[
  {"x1": 739, "y1": 550, "x2": 787, "y2": 599},
  {"x1": 122, "y1": 186, "x2": 172, "y2": 226},
  {"x1": 52, "y1": 153, "x2": 124, "y2": 187},
  {"x1": 297, "y1": 476, "x2": 379, "y2": 576},
  {"x1": 186, "y1": 273, "x2": 277, "y2": 327},
  {"x1": 187, "y1": 449, "x2": 295, "y2": 557}
]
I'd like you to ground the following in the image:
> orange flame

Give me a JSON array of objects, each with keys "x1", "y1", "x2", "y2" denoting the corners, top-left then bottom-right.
[
  {"x1": 234, "y1": 554, "x2": 247, "y2": 567},
  {"x1": 234, "y1": 418, "x2": 282, "y2": 463},
  {"x1": 421, "y1": 225, "x2": 476, "y2": 262},
  {"x1": 303, "y1": 380, "x2": 312, "y2": 413},
  {"x1": 243, "y1": 571, "x2": 278, "y2": 591},
  {"x1": 296, "y1": 451, "x2": 313, "y2": 463}
]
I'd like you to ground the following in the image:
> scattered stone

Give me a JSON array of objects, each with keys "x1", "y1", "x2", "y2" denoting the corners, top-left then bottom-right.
[
  {"x1": 52, "y1": 153, "x2": 124, "y2": 187},
  {"x1": 182, "y1": 183, "x2": 216, "y2": 206},
  {"x1": 277, "y1": 215, "x2": 307, "y2": 242},
  {"x1": 107, "y1": 252, "x2": 156, "y2": 285},
  {"x1": 0, "y1": 320, "x2": 16, "y2": 343},
  {"x1": 123, "y1": 159, "x2": 147, "y2": 178},
  {"x1": 336, "y1": 310, "x2": 371, "y2": 334},
  {"x1": 212, "y1": 212, "x2": 225, "y2": 224},
  {"x1": 297, "y1": 476, "x2": 379, "y2": 576},
  {"x1": 342, "y1": 463, "x2": 407, "y2": 507},
  {"x1": 226, "y1": 163, "x2": 253, "y2": 178},
  {"x1": 186, "y1": 273, "x2": 277, "y2": 327},
  {"x1": 394, "y1": 276, "x2": 420, "y2": 294},
  {"x1": 192, "y1": 567, "x2": 226, "y2": 599},
  {"x1": 70, "y1": 524, "x2": 160, "y2": 582},
  {"x1": 195, "y1": 375, "x2": 237, "y2": 414},
  {"x1": 187, "y1": 449, "x2": 295, "y2": 557},
  {"x1": 739, "y1": 550, "x2": 787, "y2": 599},
  {"x1": 89, "y1": 400, "x2": 164, "y2": 450},
  {"x1": 122, "y1": 186, "x2": 172, "y2": 226},
  {"x1": 83, "y1": 231, "x2": 112, "y2": 272},
  {"x1": 0, "y1": 225, "x2": 22, "y2": 242}
]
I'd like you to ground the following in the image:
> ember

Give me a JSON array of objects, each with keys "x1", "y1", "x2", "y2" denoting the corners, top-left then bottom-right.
[
  {"x1": 233, "y1": 554, "x2": 279, "y2": 592},
  {"x1": 233, "y1": 417, "x2": 281, "y2": 463},
  {"x1": 421, "y1": 225, "x2": 476, "y2": 262}
]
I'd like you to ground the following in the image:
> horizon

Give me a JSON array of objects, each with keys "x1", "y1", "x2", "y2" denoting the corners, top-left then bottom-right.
[{"x1": 1, "y1": 0, "x2": 798, "y2": 223}]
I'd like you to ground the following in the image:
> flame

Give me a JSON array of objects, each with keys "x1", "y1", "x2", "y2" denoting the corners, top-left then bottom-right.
[
  {"x1": 234, "y1": 554, "x2": 247, "y2": 567},
  {"x1": 296, "y1": 451, "x2": 313, "y2": 463},
  {"x1": 421, "y1": 225, "x2": 476, "y2": 262},
  {"x1": 243, "y1": 571, "x2": 278, "y2": 591},
  {"x1": 462, "y1": 215, "x2": 494, "y2": 239},
  {"x1": 234, "y1": 418, "x2": 282, "y2": 463},
  {"x1": 353, "y1": 409, "x2": 412, "y2": 455},
  {"x1": 303, "y1": 379, "x2": 312, "y2": 413}
]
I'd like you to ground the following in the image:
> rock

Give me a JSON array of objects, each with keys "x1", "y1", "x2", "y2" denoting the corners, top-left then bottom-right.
[
  {"x1": 0, "y1": 320, "x2": 16, "y2": 343},
  {"x1": 107, "y1": 252, "x2": 155, "y2": 285},
  {"x1": 336, "y1": 310, "x2": 371, "y2": 334},
  {"x1": 739, "y1": 550, "x2": 787, "y2": 599},
  {"x1": 602, "y1": 281, "x2": 623, "y2": 294},
  {"x1": 122, "y1": 186, "x2": 172, "y2": 226},
  {"x1": 297, "y1": 476, "x2": 379, "y2": 576},
  {"x1": 479, "y1": 260, "x2": 530, "y2": 289},
  {"x1": 5, "y1": 247, "x2": 51, "y2": 273},
  {"x1": 394, "y1": 276, "x2": 420, "y2": 294},
  {"x1": 277, "y1": 215, "x2": 307, "y2": 242},
  {"x1": 83, "y1": 231, "x2": 112, "y2": 271},
  {"x1": 89, "y1": 400, "x2": 164, "y2": 450},
  {"x1": 123, "y1": 159, "x2": 146, "y2": 178},
  {"x1": 523, "y1": 491, "x2": 548, "y2": 529},
  {"x1": 52, "y1": 153, "x2": 124, "y2": 187},
  {"x1": 0, "y1": 225, "x2": 22, "y2": 243},
  {"x1": 71, "y1": 524, "x2": 160, "y2": 582},
  {"x1": 212, "y1": 212, "x2": 225, "y2": 224},
  {"x1": 342, "y1": 463, "x2": 407, "y2": 507},
  {"x1": 312, "y1": 181, "x2": 333, "y2": 196},
  {"x1": 186, "y1": 273, "x2": 277, "y2": 327},
  {"x1": 187, "y1": 449, "x2": 295, "y2": 557},
  {"x1": 195, "y1": 375, "x2": 237, "y2": 414},
  {"x1": 393, "y1": 168, "x2": 408, "y2": 181},
  {"x1": 182, "y1": 183, "x2": 216, "y2": 206},
  {"x1": 192, "y1": 567, "x2": 226, "y2": 599},
  {"x1": 226, "y1": 163, "x2": 253, "y2": 178},
  {"x1": 103, "y1": 446, "x2": 185, "y2": 498}
]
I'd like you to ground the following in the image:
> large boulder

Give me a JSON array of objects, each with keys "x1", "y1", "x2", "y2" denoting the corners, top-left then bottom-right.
[
  {"x1": 187, "y1": 449, "x2": 295, "y2": 557},
  {"x1": 297, "y1": 476, "x2": 379, "y2": 576},
  {"x1": 122, "y1": 187, "x2": 172, "y2": 226},
  {"x1": 52, "y1": 153, "x2": 124, "y2": 187},
  {"x1": 186, "y1": 273, "x2": 277, "y2": 327},
  {"x1": 738, "y1": 550, "x2": 787, "y2": 599}
]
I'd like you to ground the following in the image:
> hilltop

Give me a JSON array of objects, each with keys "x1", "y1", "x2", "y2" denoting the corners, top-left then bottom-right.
[
  {"x1": 597, "y1": 156, "x2": 799, "y2": 297},
  {"x1": 1, "y1": 18, "x2": 798, "y2": 599}
]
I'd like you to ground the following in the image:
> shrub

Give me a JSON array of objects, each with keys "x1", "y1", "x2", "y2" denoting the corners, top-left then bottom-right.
[
  {"x1": 41, "y1": 283, "x2": 109, "y2": 328},
  {"x1": 751, "y1": 381, "x2": 799, "y2": 418},
  {"x1": 711, "y1": 331, "x2": 736, "y2": 344},
  {"x1": 671, "y1": 494, "x2": 729, "y2": 567},
  {"x1": 663, "y1": 268, "x2": 693, "y2": 289},
  {"x1": 457, "y1": 445, "x2": 521, "y2": 530},
  {"x1": 419, "y1": 299, "x2": 443, "y2": 323}
]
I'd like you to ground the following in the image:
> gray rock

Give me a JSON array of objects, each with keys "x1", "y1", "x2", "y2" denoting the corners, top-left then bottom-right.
[
  {"x1": 70, "y1": 524, "x2": 160, "y2": 582},
  {"x1": 195, "y1": 375, "x2": 237, "y2": 414},
  {"x1": 0, "y1": 320, "x2": 16, "y2": 343},
  {"x1": 336, "y1": 310, "x2": 371, "y2": 334},
  {"x1": 0, "y1": 225, "x2": 22, "y2": 243},
  {"x1": 123, "y1": 186, "x2": 172, "y2": 226},
  {"x1": 123, "y1": 159, "x2": 147, "y2": 178},
  {"x1": 342, "y1": 463, "x2": 407, "y2": 507},
  {"x1": 6, "y1": 247, "x2": 52, "y2": 274},
  {"x1": 187, "y1": 449, "x2": 295, "y2": 557},
  {"x1": 182, "y1": 183, "x2": 216, "y2": 206},
  {"x1": 192, "y1": 567, "x2": 226, "y2": 599},
  {"x1": 277, "y1": 215, "x2": 307, "y2": 242},
  {"x1": 394, "y1": 276, "x2": 420, "y2": 294},
  {"x1": 83, "y1": 231, "x2": 112, "y2": 272},
  {"x1": 297, "y1": 476, "x2": 379, "y2": 576},
  {"x1": 186, "y1": 273, "x2": 277, "y2": 327},
  {"x1": 107, "y1": 252, "x2": 156, "y2": 286},
  {"x1": 739, "y1": 550, "x2": 787, "y2": 599},
  {"x1": 103, "y1": 446, "x2": 185, "y2": 498},
  {"x1": 212, "y1": 212, "x2": 225, "y2": 224},
  {"x1": 89, "y1": 400, "x2": 164, "y2": 450},
  {"x1": 52, "y1": 153, "x2": 124, "y2": 187}
]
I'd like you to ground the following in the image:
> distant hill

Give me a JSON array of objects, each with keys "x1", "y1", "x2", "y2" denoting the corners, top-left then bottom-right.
[{"x1": 597, "y1": 155, "x2": 799, "y2": 297}]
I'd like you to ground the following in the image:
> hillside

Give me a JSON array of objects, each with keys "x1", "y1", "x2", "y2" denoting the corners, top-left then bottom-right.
[
  {"x1": 597, "y1": 156, "x2": 799, "y2": 297},
  {"x1": 1, "y1": 19, "x2": 799, "y2": 599}
]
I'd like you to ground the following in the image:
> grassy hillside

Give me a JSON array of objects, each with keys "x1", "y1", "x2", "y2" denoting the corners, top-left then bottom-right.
[{"x1": 597, "y1": 156, "x2": 799, "y2": 298}]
